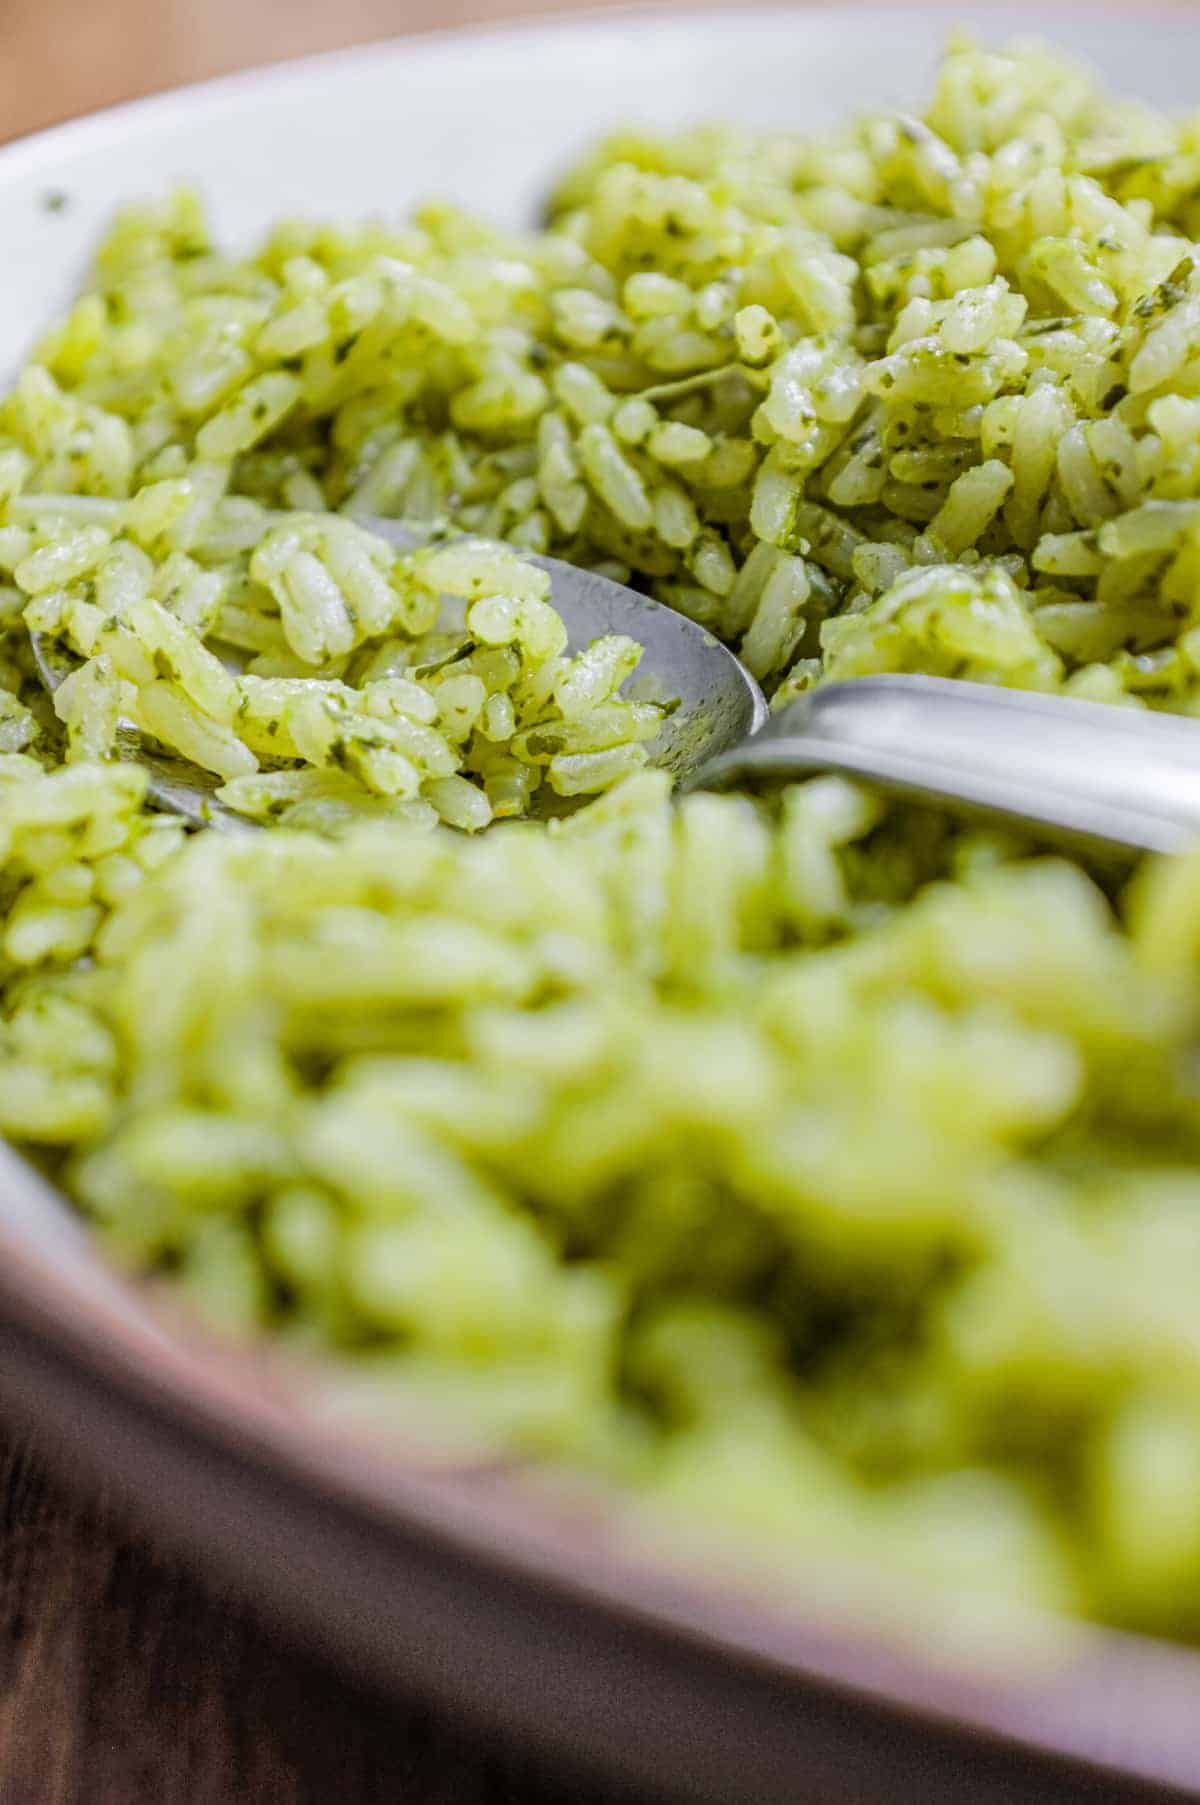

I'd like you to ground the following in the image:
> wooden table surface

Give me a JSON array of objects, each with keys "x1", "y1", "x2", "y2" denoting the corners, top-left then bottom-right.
[
  {"x1": 0, "y1": 1421, "x2": 649, "y2": 1804},
  {"x1": 0, "y1": 0, "x2": 641, "y2": 144}
]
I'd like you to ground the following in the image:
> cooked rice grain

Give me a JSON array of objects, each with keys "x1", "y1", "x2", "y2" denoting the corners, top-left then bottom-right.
[{"x1": 5, "y1": 34, "x2": 1200, "y2": 1638}]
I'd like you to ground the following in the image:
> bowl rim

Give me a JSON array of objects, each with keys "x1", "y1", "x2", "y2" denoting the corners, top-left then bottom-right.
[
  {"x1": 0, "y1": 0, "x2": 1193, "y2": 174},
  {"x1": 9, "y1": 1140, "x2": 1200, "y2": 1805}
]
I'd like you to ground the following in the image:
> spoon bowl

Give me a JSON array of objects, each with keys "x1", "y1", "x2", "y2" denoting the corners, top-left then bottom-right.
[
  {"x1": 29, "y1": 519, "x2": 770, "y2": 828},
  {"x1": 29, "y1": 518, "x2": 1200, "y2": 860}
]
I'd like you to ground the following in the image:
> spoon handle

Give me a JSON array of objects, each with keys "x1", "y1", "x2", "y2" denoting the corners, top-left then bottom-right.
[{"x1": 692, "y1": 674, "x2": 1200, "y2": 858}]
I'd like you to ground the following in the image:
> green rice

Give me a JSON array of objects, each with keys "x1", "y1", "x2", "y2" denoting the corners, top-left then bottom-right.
[{"x1": 10, "y1": 32, "x2": 1200, "y2": 1639}]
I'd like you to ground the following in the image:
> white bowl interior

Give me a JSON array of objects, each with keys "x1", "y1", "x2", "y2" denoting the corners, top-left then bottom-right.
[{"x1": 0, "y1": 6, "x2": 1194, "y2": 380}]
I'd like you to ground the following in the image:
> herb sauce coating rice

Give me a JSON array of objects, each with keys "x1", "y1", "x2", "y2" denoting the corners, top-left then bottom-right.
[{"x1": 8, "y1": 34, "x2": 1200, "y2": 1636}]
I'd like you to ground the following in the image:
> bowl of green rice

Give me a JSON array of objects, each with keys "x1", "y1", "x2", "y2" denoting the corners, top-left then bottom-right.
[{"x1": 8, "y1": 8, "x2": 1200, "y2": 1799}]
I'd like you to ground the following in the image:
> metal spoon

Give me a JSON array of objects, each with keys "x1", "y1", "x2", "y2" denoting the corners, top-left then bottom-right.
[
  {"x1": 29, "y1": 521, "x2": 767, "y2": 831},
  {"x1": 695, "y1": 676, "x2": 1200, "y2": 857},
  {"x1": 28, "y1": 517, "x2": 1200, "y2": 856}
]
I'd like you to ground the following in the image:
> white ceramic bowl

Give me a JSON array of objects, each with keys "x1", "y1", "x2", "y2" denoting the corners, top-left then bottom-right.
[
  {"x1": 1, "y1": 3, "x2": 1195, "y2": 369},
  {"x1": 2, "y1": 14, "x2": 1199, "y2": 1802}
]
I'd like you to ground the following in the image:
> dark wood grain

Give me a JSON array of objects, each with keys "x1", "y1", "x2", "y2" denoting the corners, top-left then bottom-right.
[{"x1": 0, "y1": 1430, "x2": 643, "y2": 1805}]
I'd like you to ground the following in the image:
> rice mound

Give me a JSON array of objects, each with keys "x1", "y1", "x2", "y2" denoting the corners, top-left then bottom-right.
[{"x1": 6, "y1": 34, "x2": 1200, "y2": 1637}]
